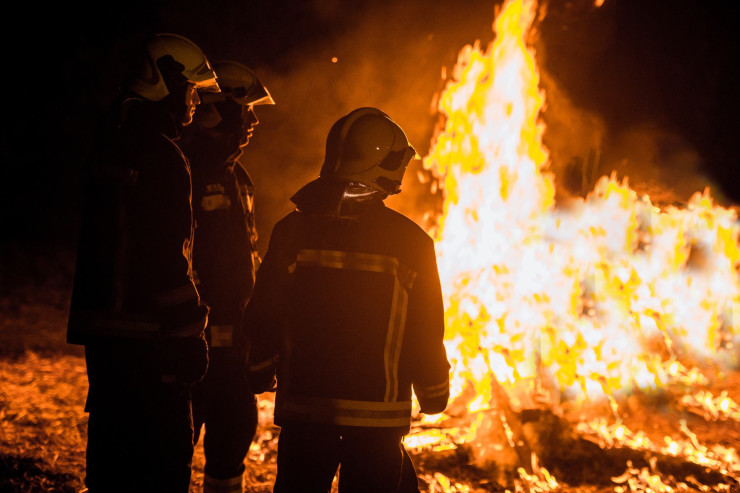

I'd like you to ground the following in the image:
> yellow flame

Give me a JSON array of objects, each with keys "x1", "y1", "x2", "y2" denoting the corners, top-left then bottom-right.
[{"x1": 418, "y1": 0, "x2": 740, "y2": 476}]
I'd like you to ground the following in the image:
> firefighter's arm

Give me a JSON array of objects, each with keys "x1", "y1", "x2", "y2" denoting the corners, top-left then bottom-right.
[
  {"x1": 243, "y1": 222, "x2": 288, "y2": 394},
  {"x1": 149, "y1": 163, "x2": 210, "y2": 384},
  {"x1": 244, "y1": 281, "x2": 278, "y2": 394},
  {"x1": 409, "y1": 236, "x2": 451, "y2": 415},
  {"x1": 246, "y1": 352, "x2": 278, "y2": 393},
  {"x1": 156, "y1": 281, "x2": 210, "y2": 385}
]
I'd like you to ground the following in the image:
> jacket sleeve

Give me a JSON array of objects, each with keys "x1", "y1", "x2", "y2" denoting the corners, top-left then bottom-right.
[
  {"x1": 242, "y1": 220, "x2": 289, "y2": 394},
  {"x1": 67, "y1": 140, "x2": 208, "y2": 346},
  {"x1": 144, "y1": 147, "x2": 209, "y2": 385},
  {"x1": 135, "y1": 145, "x2": 209, "y2": 338},
  {"x1": 407, "y1": 234, "x2": 450, "y2": 415}
]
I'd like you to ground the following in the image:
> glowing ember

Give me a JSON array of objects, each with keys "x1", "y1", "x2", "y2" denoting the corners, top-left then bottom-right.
[
  {"x1": 412, "y1": 0, "x2": 740, "y2": 485},
  {"x1": 576, "y1": 418, "x2": 740, "y2": 480},
  {"x1": 680, "y1": 390, "x2": 740, "y2": 422}
]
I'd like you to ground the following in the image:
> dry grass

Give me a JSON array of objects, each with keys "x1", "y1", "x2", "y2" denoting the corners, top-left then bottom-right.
[
  {"x1": 4, "y1": 348, "x2": 739, "y2": 492},
  {"x1": 2, "y1": 256, "x2": 740, "y2": 492},
  {"x1": 0, "y1": 350, "x2": 282, "y2": 493},
  {"x1": 0, "y1": 351, "x2": 87, "y2": 492}
]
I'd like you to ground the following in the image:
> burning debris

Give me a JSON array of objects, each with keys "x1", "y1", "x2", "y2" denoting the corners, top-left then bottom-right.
[{"x1": 400, "y1": 0, "x2": 740, "y2": 490}]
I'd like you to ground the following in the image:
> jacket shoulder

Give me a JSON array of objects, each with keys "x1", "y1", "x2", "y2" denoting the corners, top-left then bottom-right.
[
  {"x1": 376, "y1": 206, "x2": 434, "y2": 245},
  {"x1": 269, "y1": 210, "x2": 302, "y2": 240}
]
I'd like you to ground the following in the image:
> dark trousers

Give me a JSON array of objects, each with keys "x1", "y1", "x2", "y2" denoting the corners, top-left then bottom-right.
[
  {"x1": 84, "y1": 384, "x2": 194, "y2": 492},
  {"x1": 273, "y1": 423, "x2": 420, "y2": 493},
  {"x1": 84, "y1": 344, "x2": 195, "y2": 493},
  {"x1": 192, "y1": 346, "x2": 259, "y2": 480}
]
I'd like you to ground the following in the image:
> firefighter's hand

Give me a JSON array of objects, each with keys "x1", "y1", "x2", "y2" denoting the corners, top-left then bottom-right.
[{"x1": 161, "y1": 333, "x2": 209, "y2": 386}]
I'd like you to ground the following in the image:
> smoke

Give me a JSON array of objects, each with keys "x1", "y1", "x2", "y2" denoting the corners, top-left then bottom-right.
[
  {"x1": 233, "y1": 0, "x2": 725, "y2": 257},
  {"x1": 600, "y1": 125, "x2": 710, "y2": 205},
  {"x1": 232, "y1": 0, "x2": 500, "y2": 254},
  {"x1": 540, "y1": 67, "x2": 713, "y2": 208},
  {"x1": 535, "y1": 0, "x2": 717, "y2": 208},
  {"x1": 13, "y1": 0, "x2": 730, "y2": 250},
  {"x1": 539, "y1": 69, "x2": 607, "y2": 201}
]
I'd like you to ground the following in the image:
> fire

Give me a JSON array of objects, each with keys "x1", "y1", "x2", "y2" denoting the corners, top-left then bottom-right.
[{"x1": 414, "y1": 0, "x2": 740, "y2": 487}]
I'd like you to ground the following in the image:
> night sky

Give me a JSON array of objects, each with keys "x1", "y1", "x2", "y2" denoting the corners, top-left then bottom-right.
[{"x1": 2, "y1": 0, "x2": 738, "y2": 275}]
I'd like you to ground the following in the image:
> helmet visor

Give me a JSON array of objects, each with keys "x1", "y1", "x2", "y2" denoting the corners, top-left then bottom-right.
[
  {"x1": 197, "y1": 84, "x2": 274, "y2": 105},
  {"x1": 232, "y1": 85, "x2": 275, "y2": 106},
  {"x1": 378, "y1": 145, "x2": 418, "y2": 171},
  {"x1": 194, "y1": 77, "x2": 221, "y2": 93},
  {"x1": 198, "y1": 91, "x2": 227, "y2": 104}
]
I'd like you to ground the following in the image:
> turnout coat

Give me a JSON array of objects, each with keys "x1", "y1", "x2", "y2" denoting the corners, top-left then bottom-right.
[
  {"x1": 67, "y1": 102, "x2": 209, "y2": 404},
  {"x1": 185, "y1": 132, "x2": 260, "y2": 347},
  {"x1": 67, "y1": 103, "x2": 207, "y2": 345},
  {"x1": 245, "y1": 178, "x2": 450, "y2": 432}
]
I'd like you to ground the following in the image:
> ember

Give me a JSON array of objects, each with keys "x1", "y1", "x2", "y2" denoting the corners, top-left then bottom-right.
[{"x1": 402, "y1": 0, "x2": 740, "y2": 490}]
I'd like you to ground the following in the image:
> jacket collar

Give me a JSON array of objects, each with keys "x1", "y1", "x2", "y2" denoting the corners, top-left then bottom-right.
[{"x1": 291, "y1": 177, "x2": 386, "y2": 219}]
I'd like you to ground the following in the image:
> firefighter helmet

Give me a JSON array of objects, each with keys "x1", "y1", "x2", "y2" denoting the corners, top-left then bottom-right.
[
  {"x1": 128, "y1": 33, "x2": 220, "y2": 102},
  {"x1": 320, "y1": 107, "x2": 418, "y2": 195},
  {"x1": 200, "y1": 60, "x2": 275, "y2": 106}
]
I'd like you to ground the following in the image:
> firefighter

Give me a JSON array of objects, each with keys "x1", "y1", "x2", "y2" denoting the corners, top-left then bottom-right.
[
  {"x1": 67, "y1": 33, "x2": 219, "y2": 492},
  {"x1": 179, "y1": 60, "x2": 275, "y2": 493},
  {"x1": 244, "y1": 107, "x2": 451, "y2": 492}
]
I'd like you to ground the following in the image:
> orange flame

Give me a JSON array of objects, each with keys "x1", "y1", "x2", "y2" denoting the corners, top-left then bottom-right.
[{"x1": 417, "y1": 0, "x2": 740, "y2": 479}]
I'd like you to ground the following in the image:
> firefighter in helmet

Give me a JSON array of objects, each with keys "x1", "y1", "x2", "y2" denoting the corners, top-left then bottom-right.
[
  {"x1": 244, "y1": 107, "x2": 450, "y2": 492},
  {"x1": 67, "y1": 33, "x2": 219, "y2": 492},
  {"x1": 179, "y1": 60, "x2": 275, "y2": 493}
]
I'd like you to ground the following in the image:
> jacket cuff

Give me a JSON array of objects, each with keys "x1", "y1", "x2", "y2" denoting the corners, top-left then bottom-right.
[{"x1": 414, "y1": 376, "x2": 450, "y2": 415}]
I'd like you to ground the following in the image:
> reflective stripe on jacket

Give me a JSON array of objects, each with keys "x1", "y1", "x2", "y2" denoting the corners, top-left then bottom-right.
[
  {"x1": 189, "y1": 153, "x2": 258, "y2": 339},
  {"x1": 245, "y1": 194, "x2": 450, "y2": 430},
  {"x1": 275, "y1": 394, "x2": 413, "y2": 428}
]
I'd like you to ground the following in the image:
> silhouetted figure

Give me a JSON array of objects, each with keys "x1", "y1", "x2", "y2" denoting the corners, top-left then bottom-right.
[
  {"x1": 66, "y1": 33, "x2": 220, "y2": 492},
  {"x1": 180, "y1": 61, "x2": 275, "y2": 493},
  {"x1": 245, "y1": 107, "x2": 451, "y2": 492}
]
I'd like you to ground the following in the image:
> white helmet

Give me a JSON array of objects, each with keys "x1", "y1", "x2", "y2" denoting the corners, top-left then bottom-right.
[
  {"x1": 128, "y1": 33, "x2": 220, "y2": 102},
  {"x1": 200, "y1": 60, "x2": 275, "y2": 106},
  {"x1": 320, "y1": 107, "x2": 418, "y2": 195}
]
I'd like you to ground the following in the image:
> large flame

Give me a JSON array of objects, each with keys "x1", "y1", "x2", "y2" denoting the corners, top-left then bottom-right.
[{"x1": 416, "y1": 0, "x2": 740, "y2": 485}]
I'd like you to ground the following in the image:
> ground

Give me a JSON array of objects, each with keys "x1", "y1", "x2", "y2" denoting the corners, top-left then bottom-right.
[{"x1": 1, "y1": 260, "x2": 739, "y2": 492}]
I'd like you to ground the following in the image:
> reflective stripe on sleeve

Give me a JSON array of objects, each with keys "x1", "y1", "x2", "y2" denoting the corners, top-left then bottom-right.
[
  {"x1": 209, "y1": 324, "x2": 233, "y2": 347},
  {"x1": 201, "y1": 193, "x2": 232, "y2": 212},
  {"x1": 277, "y1": 394, "x2": 412, "y2": 428},
  {"x1": 204, "y1": 473, "x2": 243, "y2": 493},
  {"x1": 414, "y1": 377, "x2": 450, "y2": 399}
]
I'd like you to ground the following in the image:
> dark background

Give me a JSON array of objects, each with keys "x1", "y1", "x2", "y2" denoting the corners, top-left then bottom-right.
[{"x1": 1, "y1": 0, "x2": 738, "y2": 290}]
